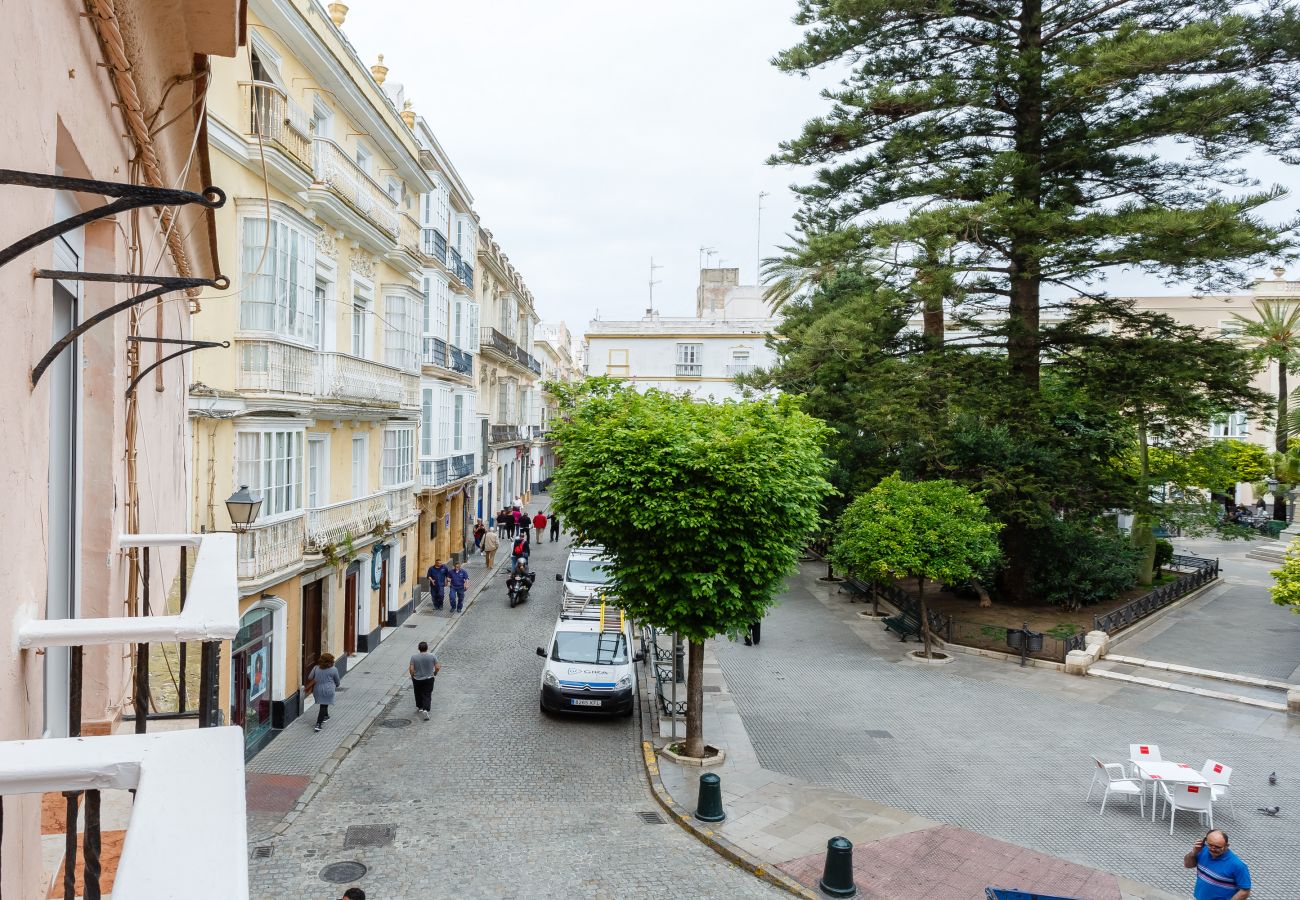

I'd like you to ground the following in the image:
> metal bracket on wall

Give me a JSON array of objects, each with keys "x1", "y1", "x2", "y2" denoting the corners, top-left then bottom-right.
[
  {"x1": 0, "y1": 170, "x2": 225, "y2": 269},
  {"x1": 124, "y1": 336, "x2": 230, "y2": 397},
  {"x1": 30, "y1": 271, "x2": 230, "y2": 387}
]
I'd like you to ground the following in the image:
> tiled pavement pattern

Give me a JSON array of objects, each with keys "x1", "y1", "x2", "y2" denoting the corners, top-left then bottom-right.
[
  {"x1": 1114, "y1": 536, "x2": 1300, "y2": 683},
  {"x1": 713, "y1": 562, "x2": 1300, "y2": 897},
  {"x1": 247, "y1": 521, "x2": 782, "y2": 899},
  {"x1": 779, "y1": 825, "x2": 1121, "y2": 900}
]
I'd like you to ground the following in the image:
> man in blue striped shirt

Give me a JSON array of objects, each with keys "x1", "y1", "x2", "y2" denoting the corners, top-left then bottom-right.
[{"x1": 1183, "y1": 830, "x2": 1251, "y2": 900}]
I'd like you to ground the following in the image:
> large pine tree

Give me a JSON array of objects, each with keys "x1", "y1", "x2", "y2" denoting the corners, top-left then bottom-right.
[{"x1": 773, "y1": 0, "x2": 1300, "y2": 599}]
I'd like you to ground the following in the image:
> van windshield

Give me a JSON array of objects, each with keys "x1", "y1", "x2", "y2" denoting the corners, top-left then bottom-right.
[
  {"x1": 552, "y1": 632, "x2": 628, "y2": 665},
  {"x1": 565, "y1": 559, "x2": 612, "y2": 585}
]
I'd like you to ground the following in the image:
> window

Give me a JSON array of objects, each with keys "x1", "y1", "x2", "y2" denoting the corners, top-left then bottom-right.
[
  {"x1": 311, "y1": 98, "x2": 333, "y2": 139},
  {"x1": 355, "y1": 142, "x2": 372, "y2": 175},
  {"x1": 465, "y1": 301, "x2": 479, "y2": 354},
  {"x1": 386, "y1": 176, "x2": 402, "y2": 204},
  {"x1": 439, "y1": 387, "x2": 453, "y2": 457},
  {"x1": 1219, "y1": 319, "x2": 1246, "y2": 338},
  {"x1": 351, "y1": 435, "x2": 369, "y2": 496},
  {"x1": 421, "y1": 388, "x2": 434, "y2": 457},
  {"x1": 307, "y1": 435, "x2": 329, "y2": 508},
  {"x1": 382, "y1": 427, "x2": 415, "y2": 487},
  {"x1": 236, "y1": 429, "x2": 304, "y2": 518},
  {"x1": 730, "y1": 349, "x2": 752, "y2": 376},
  {"x1": 676, "y1": 342, "x2": 702, "y2": 376},
  {"x1": 351, "y1": 279, "x2": 372, "y2": 359},
  {"x1": 1210, "y1": 412, "x2": 1249, "y2": 438},
  {"x1": 608, "y1": 349, "x2": 629, "y2": 376},
  {"x1": 313, "y1": 281, "x2": 328, "y2": 350},
  {"x1": 453, "y1": 299, "x2": 464, "y2": 349},
  {"x1": 240, "y1": 216, "x2": 315, "y2": 342},
  {"x1": 383, "y1": 290, "x2": 420, "y2": 372},
  {"x1": 454, "y1": 394, "x2": 464, "y2": 450}
]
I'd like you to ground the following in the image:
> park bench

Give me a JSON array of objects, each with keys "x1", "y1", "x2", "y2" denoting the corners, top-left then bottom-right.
[{"x1": 883, "y1": 606, "x2": 924, "y2": 642}]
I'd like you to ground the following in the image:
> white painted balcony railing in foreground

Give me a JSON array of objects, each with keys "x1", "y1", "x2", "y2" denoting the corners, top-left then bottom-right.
[
  {"x1": 0, "y1": 728, "x2": 249, "y2": 899},
  {"x1": 305, "y1": 491, "x2": 389, "y2": 550},
  {"x1": 311, "y1": 138, "x2": 400, "y2": 238},
  {"x1": 237, "y1": 515, "x2": 306, "y2": 581},
  {"x1": 236, "y1": 338, "x2": 315, "y2": 396},
  {"x1": 385, "y1": 486, "x2": 418, "y2": 524},
  {"x1": 239, "y1": 80, "x2": 312, "y2": 169},
  {"x1": 317, "y1": 351, "x2": 417, "y2": 407}
]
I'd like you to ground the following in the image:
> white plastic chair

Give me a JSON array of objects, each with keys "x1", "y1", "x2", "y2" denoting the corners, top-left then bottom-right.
[
  {"x1": 1088, "y1": 756, "x2": 1144, "y2": 816},
  {"x1": 1161, "y1": 781, "x2": 1213, "y2": 834},
  {"x1": 1202, "y1": 760, "x2": 1233, "y2": 809},
  {"x1": 1129, "y1": 743, "x2": 1163, "y2": 814}
]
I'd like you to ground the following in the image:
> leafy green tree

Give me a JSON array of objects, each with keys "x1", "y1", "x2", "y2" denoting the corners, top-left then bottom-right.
[
  {"x1": 830, "y1": 474, "x2": 1002, "y2": 657},
  {"x1": 772, "y1": 0, "x2": 1300, "y2": 597},
  {"x1": 1026, "y1": 518, "x2": 1141, "y2": 611},
  {"x1": 549, "y1": 387, "x2": 833, "y2": 757},
  {"x1": 1232, "y1": 302, "x2": 1300, "y2": 519},
  {"x1": 1269, "y1": 545, "x2": 1300, "y2": 613}
]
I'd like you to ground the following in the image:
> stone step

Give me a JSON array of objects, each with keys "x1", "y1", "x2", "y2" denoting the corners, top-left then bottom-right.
[
  {"x1": 1246, "y1": 541, "x2": 1288, "y2": 563},
  {"x1": 1088, "y1": 665, "x2": 1289, "y2": 711}
]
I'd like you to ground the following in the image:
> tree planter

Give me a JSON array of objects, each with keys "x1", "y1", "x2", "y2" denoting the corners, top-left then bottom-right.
[
  {"x1": 858, "y1": 610, "x2": 890, "y2": 621},
  {"x1": 660, "y1": 743, "x2": 726, "y2": 768},
  {"x1": 907, "y1": 649, "x2": 954, "y2": 665}
]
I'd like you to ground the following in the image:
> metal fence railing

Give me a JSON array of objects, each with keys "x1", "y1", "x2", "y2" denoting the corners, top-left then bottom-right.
[{"x1": 641, "y1": 624, "x2": 686, "y2": 717}]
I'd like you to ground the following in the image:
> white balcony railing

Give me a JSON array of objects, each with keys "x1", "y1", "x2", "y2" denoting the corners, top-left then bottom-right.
[
  {"x1": 305, "y1": 492, "x2": 389, "y2": 550},
  {"x1": 236, "y1": 339, "x2": 315, "y2": 397},
  {"x1": 725, "y1": 364, "x2": 756, "y2": 377},
  {"x1": 399, "y1": 212, "x2": 424, "y2": 261},
  {"x1": 385, "y1": 486, "x2": 417, "y2": 524},
  {"x1": 316, "y1": 352, "x2": 411, "y2": 406},
  {"x1": 311, "y1": 138, "x2": 400, "y2": 237},
  {"x1": 239, "y1": 81, "x2": 312, "y2": 169},
  {"x1": 236, "y1": 515, "x2": 305, "y2": 581},
  {"x1": 676, "y1": 363, "x2": 703, "y2": 377}
]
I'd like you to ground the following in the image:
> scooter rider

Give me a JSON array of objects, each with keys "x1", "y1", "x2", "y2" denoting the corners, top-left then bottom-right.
[{"x1": 506, "y1": 558, "x2": 536, "y2": 607}]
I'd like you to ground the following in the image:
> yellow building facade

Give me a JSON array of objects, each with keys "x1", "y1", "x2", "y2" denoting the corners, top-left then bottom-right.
[{"x1": 191, "y1": 0, "x2": 433, "y2": 756}]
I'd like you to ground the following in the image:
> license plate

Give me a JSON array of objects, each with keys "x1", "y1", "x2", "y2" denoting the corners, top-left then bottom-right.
[{"x1": 570, "y1": 698, "x2": 602, "y2": 707}]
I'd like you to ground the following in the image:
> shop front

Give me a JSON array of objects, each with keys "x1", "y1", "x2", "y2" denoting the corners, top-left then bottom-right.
[{"x1": 231, "y1": 607, "x2": 276, "y2": 758}]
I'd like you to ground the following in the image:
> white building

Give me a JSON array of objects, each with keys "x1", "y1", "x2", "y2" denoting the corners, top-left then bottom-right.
[{"x1": 584, "y1": 268, "x2": 778, "y2": 401}]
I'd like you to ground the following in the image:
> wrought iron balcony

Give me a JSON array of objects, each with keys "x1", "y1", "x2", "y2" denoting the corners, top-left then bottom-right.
[
  {"x1": 423, "y1": 334, "x2": 449, "y2": 368},
  {"x1": 480, "y1": 325, "x2": 515, "y2": 359},
  {"x1": 311, "y1": 138, "x2": 399, "y2": 238},
  {"x1": 676, "y1": 363, "x2": 703, "y2": 377},
  {"x1": 449, "y1": 453, "x2": 475, "y2": 480},
  {"x1": 236, "y1": 515, "x2": 306, "y2": 582},
  {"x1": 726, "y1": 363, "x2": 756, "y2": 377},
  {"x1": 235, "y1": 339, "x2": 315, "y2": 397},
  {"x1": 449, "y1": 345, "x2": 473, "y2": 375},
  {"x1": 239, "y1": 81, "x2": 312, "y2": 170},
  {"x1": 420, "y1": 458, "x2": 450, "y2": 488},
  {"x1": 304, "y1": 492, "x2": 389, "y2": 550},
  {"x1": 317, "y1": 351, "x2": 417, "y2": 407},
  {"x1": 449, "y1": 248, "x2": 463, "y2": 280},
  {"x1": 489, "y1": 424, "x2": 523, "y2": 445},
  {"x1": 460, "y1": 261, "x2": 474, "y2": 289},
  {"x1": 422, "y1": 228, "x2": 447, "y2": 262}
]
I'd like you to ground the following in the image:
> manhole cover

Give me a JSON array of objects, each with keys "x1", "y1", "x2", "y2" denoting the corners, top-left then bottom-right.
[
  {"x1": 344, "y1": 824, "x2": 396, "y2": 849},
  {"x1": 865, "y1": 729, "x2": 894, "y2": 739},
  {"x1": 636, "y1": 810, "x2": 667, "y2": 825},
  {"x1": 404, "y1": 623, "x2": 418, "y2": 628},
  {"x1": 252, "y1": 846, "x2": 273, "y2": 859},
  {"x1": 319, "y1": 861, "x2": 367, "y2": 884},
  {"x1": 380, "y1": 718, "x2": 412, "y2": 728}
]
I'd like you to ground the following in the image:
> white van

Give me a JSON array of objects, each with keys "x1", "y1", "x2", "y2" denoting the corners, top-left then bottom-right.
[
  {"x1": 536, "y1": 595, "x2": 642, "y2": 716},
  {"x1": 554, "y1": 544, "x2": 613, "y2": 601}
]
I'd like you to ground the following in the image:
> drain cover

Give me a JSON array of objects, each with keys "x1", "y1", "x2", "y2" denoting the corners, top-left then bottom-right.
[
  {"x1": 865, "y1": 729, "x2": 894, "y2": 739},
  {"x1": 636, "y1": 810, "x2": 667, "y2": 825},
  {"x1": 404, "y1": 623, "x2": 418, "y2": 628},
  {"x1": 702, "y1": 685, "x2": 722, "y2": 692},
  {"x1": 319, "y1": 861, "x2": 367, "y2": 884},
  {"x1": 344, "y1": 824, "x2": 396, "y2": 849},
  {"x1": 252, "y1": 846, "x2": 273, "y2": 859},
  {"x1": 380, "y1": 718, "x2": 412, "y2": 728}
]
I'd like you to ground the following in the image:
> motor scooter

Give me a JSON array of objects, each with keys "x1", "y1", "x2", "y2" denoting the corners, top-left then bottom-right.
[{"x1": 507, "y1": 568, "x2": 536, "y2": 608}]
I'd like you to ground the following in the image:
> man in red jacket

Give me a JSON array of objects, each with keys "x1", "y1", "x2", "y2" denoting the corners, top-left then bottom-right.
[{"x1": 532, "y1": 510, "x2": 548, "y2": 543}]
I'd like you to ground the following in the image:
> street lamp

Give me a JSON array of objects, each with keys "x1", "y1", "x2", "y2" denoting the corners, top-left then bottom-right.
[{"x1": 225, "y1": 485, "x2": 262, "y2": 533}]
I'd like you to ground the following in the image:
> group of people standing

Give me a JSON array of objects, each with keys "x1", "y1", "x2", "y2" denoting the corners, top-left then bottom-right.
[{"x1": 492, "y1": 506, "x2": 560, "y2": 543}]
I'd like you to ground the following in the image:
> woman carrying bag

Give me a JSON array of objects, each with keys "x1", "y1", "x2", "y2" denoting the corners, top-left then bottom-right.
[{"x1": 307, "y1": 652, "x2": 341, "y2": 732}]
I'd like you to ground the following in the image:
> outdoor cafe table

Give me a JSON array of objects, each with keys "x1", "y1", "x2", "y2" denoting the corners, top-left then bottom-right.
[{"x1": 1133, "y1": 759, "x2": 1209, "y2": 820}]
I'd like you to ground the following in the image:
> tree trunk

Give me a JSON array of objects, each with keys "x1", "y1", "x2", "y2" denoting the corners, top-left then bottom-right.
[
  {"x1": 998, "y1": 522, "x2": 1035, "y2": 604},
  {"x1": 1133, "y1": 419, "x2": 1155, "y2": 586},
  {"x1": 1276, "y1": 360, "x2": 1289, "y2": 522},
  {"x1": 684, "y1": 638, "x2": 705, "y2": 758},
  {"x1": 918, "y1": 577, "x2": 933, "y2": 659}
]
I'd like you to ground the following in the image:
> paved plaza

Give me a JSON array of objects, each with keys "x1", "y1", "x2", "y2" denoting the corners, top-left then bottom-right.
[
  {"x1": 246, "y1": 515, "x2": 780, "y2": 899},
  {"x1": 692, "y1": 557, "x2": 1300, "y2": 897}
]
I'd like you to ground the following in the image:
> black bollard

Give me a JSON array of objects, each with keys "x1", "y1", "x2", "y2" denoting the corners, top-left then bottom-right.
[
  {"x1": 694, "y1": 772, "x2": 726, "y2": 823},
  {"x1": 673, "y1": 638, "x2": 686, "y2": 682},
  {"x1": 818, "y1": 836, "x2": 857, "y2": 897}
]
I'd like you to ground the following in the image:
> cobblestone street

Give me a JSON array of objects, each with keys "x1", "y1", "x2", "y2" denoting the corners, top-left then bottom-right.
[{"x1": 247, "y1": 529, "x2": 780, "y2": 899}]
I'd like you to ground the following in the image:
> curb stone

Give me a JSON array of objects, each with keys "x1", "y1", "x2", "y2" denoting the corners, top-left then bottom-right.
[{"x1": 633, "y1": 646, "x2": 819, "y2": 900}]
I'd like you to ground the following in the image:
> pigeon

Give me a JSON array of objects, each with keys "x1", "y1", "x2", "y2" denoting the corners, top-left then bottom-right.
[
  {"x1": 1257, "y1": 806, "x2": 1281, "y2": 816},
  {"x1": 1269, "y1": 771, "x2": 1278, "y2": 786}
]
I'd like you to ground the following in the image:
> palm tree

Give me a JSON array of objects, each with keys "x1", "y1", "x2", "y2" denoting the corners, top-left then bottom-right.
[{"x1": 1232, "y1": 301, "x2": 1300, "y2": 520}]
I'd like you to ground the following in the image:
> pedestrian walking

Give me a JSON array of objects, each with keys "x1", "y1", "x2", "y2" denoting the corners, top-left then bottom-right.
[
  {"x1": 408, "y1": 640, "x2": 441, "y2": 721},
  {"x1": 1184, "y1": 830, "x2": 1251, "y2": 900},
  {"x1": 743, "y1": 620, "x2": 761, "y2": 646},
  {"x1": 473, "y1": 520, "x2": 487, "y2": 550},
  {"x1": 549, "y1": 511, "x2": 560, "y2": 542},
  {"x1": 447, "y1": 561, "x2": 470, "y2": 612},
  {"x1": 481, "y1": 529, "x2": 500, "y2": 570},
  {"x1": 511, "y1": 534, "x2": 527, "y2": 568},
  {"x1": 496, "y1": 508, "x2": 511, "y2": 538},
  {"x1": 532, "y1": 510, "x2": 548, "y2": 543},
  {"x1": 511, "y1": 506, "x2": 522, "y2": 536},
  {"x1": 426, "y1": 559, "x2": 448, "y2": 610},
  {"x1": 307, "y1": 652, "x2": 341, "y2": 733}
]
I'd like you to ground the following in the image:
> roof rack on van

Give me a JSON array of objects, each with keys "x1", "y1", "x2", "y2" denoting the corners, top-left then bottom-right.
[{"x1": 560, "y1": 593, "x2": 623, "y2": 634}]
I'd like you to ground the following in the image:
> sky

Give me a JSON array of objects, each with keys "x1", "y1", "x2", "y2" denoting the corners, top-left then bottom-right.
[{"x1": 341, "y1": 1, "x2": 1300, "y2": 331}]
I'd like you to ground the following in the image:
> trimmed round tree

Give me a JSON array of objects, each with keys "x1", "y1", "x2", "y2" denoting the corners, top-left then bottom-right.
[
  {"x1": 1270, "y1": 544, "x2": 1300, "y2": 614},
  {"x1": 549, "y1": 386, "x2": 833, "y2": 758},
  {"x1": 831, "y1": 475, "x2": 1002, "y2": 657}
]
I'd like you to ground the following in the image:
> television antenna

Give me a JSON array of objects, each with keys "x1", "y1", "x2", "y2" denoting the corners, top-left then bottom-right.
[
  {"x1": 756, "y1": 191, "x2": 769, "y2": 284},
  {"x1": 698, "y1": 245, "x2": 716, "y2": 270},
  {"x1": 648, "y1": 257, "x2": 663, "y2": 312}
]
